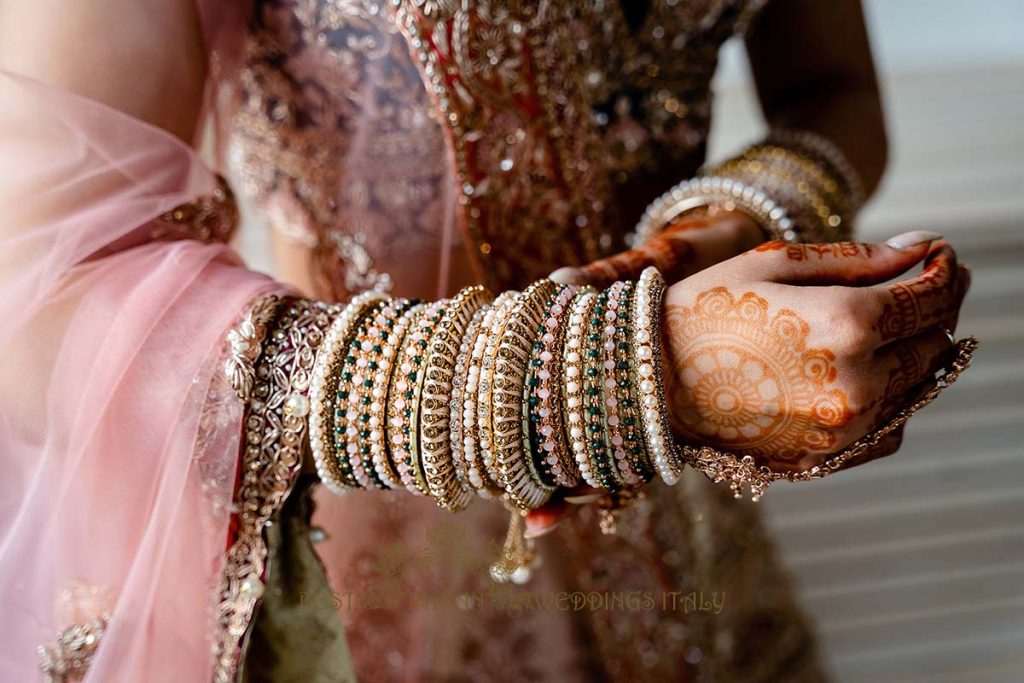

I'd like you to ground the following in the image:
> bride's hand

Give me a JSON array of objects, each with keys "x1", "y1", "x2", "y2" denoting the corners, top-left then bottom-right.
[
  {"x1": 550, "y1": 210, "x2": 763, "y2": 288},
  {"x1": 662, "y1": 232, "x2": 969, "y2": 473},
  {"x1": 525, "y1": 231, "x2": 969, "y2": 537}
]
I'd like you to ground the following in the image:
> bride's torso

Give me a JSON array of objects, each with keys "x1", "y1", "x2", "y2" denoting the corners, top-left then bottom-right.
[
  {"x1": 223, "y1": 0, "x2": 764, "y2": 300},
  {"x1": 213, "y1": 3, "x2": 826, "y2": 683}
]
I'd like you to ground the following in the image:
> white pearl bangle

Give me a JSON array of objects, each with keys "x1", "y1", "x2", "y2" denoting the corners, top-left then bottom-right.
[
  {"x1": 309, "y1": 291, "x2": 387, "y2": 495},
  {"x1": 632, "y1": 267, "x2": 684, "y2": 485},
  {"x1": 563, "y1": 288, "x2": 602, "y2": 489},
  {"x1": 631, "y1": 176, "x2": 798, "y2": 246}
]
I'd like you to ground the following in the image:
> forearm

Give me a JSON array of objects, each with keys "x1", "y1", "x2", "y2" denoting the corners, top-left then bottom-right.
[
  {"x1": 745, "y1": 0, "x2": 888, "y2": 198},
  {"x1": 242, "y1": 269, "x2": 690, "y2": 517},
  {"x1": 754, "y1": 74, "x2": 887, "y2": 200}
]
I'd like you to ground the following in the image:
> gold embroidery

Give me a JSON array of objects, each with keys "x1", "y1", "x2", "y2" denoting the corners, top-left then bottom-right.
[
  {"x1": 212, "y1": 299, "x2": 340, "y2": 682},
  {"x1": 228, "y1": 1, "x2": 765, "y2": 296},
  {"x1": 37, "y1": 616, "x2": 110, "y2": 683},
  {"x1": 152, "y1": 176, "x2": 239, "y2": 244},
  {"x1": 38, "y1": 582, "x2": 116, "y2": 683},
  {"x1": 228, "y1": 0, "x2": 447, "y2": 297}
]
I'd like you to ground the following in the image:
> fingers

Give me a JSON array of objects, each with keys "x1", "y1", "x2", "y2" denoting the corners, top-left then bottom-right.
[
  {"x1": 945, "y1": 264, "x2": 971, "y2": 333},
  {"x1": 524, "y1": 496, "x2": 570, "y2": 538},
  {"x1": 867, "y1": 242, "x2": 968, "y2": 343},
  {"x1": 746, "y1": 230, "x2": 942, "y2": 286},
  {"x1": 587, "y1": 233, "x2": 698, "y2": 287},
  {"x1": 871, "y1": 326, "x2": 955, "y2": 417},
  {"x1": 550, "y1": 211, "x2": 758, "y2": 288},
  {"x1": 523, "y1": 485, "x2": 602, "y2": 538},
  {"x1": 800, "y1": 326, "x2": 951, "y2": 474},
  {"x1": 836, "y1": 425, "x2": 906, "y2": 472},
  {"x1": 552, "y1": 221, "x2": 704, "y2": 288}
]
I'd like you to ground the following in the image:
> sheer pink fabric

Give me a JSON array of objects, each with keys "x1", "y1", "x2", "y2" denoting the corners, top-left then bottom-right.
[{"x1": 0, "y1": 68, "x2": 280, "y2": 679}]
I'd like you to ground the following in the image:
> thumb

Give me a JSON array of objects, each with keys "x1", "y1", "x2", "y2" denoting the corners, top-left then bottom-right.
[{"x1": 748, "y1": 231, "x2": 944, "y2": 287}]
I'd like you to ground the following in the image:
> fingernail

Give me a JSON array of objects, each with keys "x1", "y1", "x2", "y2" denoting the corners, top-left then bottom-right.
[
  {"x1": 548, "y1": 267, "x2": 589, "y2": 286},
  {"x1": 884, "y1": 230, "x2": 943, "y2": 251},
  {"x1": 564, "y1": 493, "x2": 603, "y2": 505},
  {"x1": 524, "y1": 521, "x2": 560, "y2": 539}
]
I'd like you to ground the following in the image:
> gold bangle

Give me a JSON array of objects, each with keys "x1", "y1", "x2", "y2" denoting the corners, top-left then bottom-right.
[
  {"x1": 420, "y1": 285, "x2": 491, "y2": 511},
  {"x1": 766, "y1": 128, "x2": 867, "y2": 210},
  {"x1": 493, "y1": 280, "x2": 558, "y2": 510},
  {"x1": 463, "y1": 293, "x2": 515, "y2": 498},
  {"x1": 387, "y1": 301, "x2": 444, "y2": 495},
  {"x1": 744, "y1": 144, "x2": 848, "y2": 215},
  {"x1": 310, "y1": 291, "x2": 387, "y2": 494},
  {"x1": 450, "y1": 304, "x2": 491, "y2": 493},
  {"x1": 476, "y1": 292, "x2": 521, "y2": 496}
]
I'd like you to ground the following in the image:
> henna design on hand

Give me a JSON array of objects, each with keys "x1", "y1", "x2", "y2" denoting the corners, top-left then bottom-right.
[
  {"x1": 664, "y1": 288, "x2": 853, "y2": 464},
  {"x1": 877, "y1": 344, "x2": 924, "y2": 416},
  {"x1": 874, "y1": 248, "x2": 956, "y2": 342},
  {"x1": 752, "y1": 241, "x2": 874, "y2": 260},
  {"x1": 579, "y1": 215, "x2": 719, "y2": 286},
  {"x1": 580, "y1": 231, "x2": 697, "y2": 285}
]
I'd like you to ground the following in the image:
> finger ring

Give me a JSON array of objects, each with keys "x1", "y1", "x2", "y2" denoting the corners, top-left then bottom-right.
[{"x1": 942, "y1": 327, "x2": 955, "y2": 344}]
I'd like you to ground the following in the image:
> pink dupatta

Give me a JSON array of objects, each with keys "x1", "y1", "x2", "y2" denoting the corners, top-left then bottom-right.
[{"x1": 0, "y1": 65, "x2": 280, "y2": 679}]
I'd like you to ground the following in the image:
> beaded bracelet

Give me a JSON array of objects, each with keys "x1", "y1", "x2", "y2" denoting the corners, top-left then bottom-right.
[
  {"x1": 361, "y1": 299, "x2": 417, "y2": 489},
  {"x1": 449, "y1": 304, "x2": 490, "y2": 492},
  {"x1": 632, "y1": 267, "x2": 684, "y2": 485},
  {"x1": 583, "y1": 288, "x2": 621, "y2": 491},
  {"x1": 715, "y1": 157, "x2": 841, "y2": 243},
  {"x1": 339, "y1": 300, "x2": 391, "y2": 489},
  {"x1": 524, "y1": 283, "x2": 579, "y2": 488},
  {"x1": 421, "y1": 286, "x2": 490, "y2": 511},
  {"x1": 613, "y1": 281, "x2": 654, "y2": 483},
  {"x1": 310, "y1": 291, "x2": 386, "y2": 494},
  {"x1": 563, "y1": 288, "x2": 601, "y2": 489},
  {"x1": 601, "y1": 282, "x2": 641, "y2": 486},
  {"x1": 462, "y1": 293, "x2": 515, "y2": 498},
  {"x1": 632, "y1": 175, "x2": 799, "y2": 246},
  {"x1": 387, "y1": 301, "x2": 445, "y2": 495},
  {"x1": 493, "y1": 280, "x2": 558, "y2": 510}
]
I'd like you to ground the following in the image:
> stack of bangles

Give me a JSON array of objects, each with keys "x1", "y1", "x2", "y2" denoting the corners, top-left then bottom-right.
[
  {"x1": 301, "y1": 268, "x2": 681, "y2": 513},
  {"x1": 633, "y1": 128, "x2": 866, "y2": 245},
  {"x1": 235, "y1": 266, "x2": 977, "y2": 515}
]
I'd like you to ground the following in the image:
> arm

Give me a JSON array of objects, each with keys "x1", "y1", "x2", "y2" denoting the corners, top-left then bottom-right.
[
  {"x1": 745, "y1": 0, "x2": 887, "y2": 196},
  {"x1": 553, "y1": 0, "x2": 887, "y2": 289},
  {"x1": 0, "y1": 0, "x2": 207, "y2": 142},
  {"x1": 0, "y1": 3, "x2": 283, "y2": 679}
]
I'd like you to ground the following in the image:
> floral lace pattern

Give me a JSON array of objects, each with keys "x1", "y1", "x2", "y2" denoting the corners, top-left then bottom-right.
[{"x1": 228, "y1": 0, "x2": 450, "y2": 297}]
